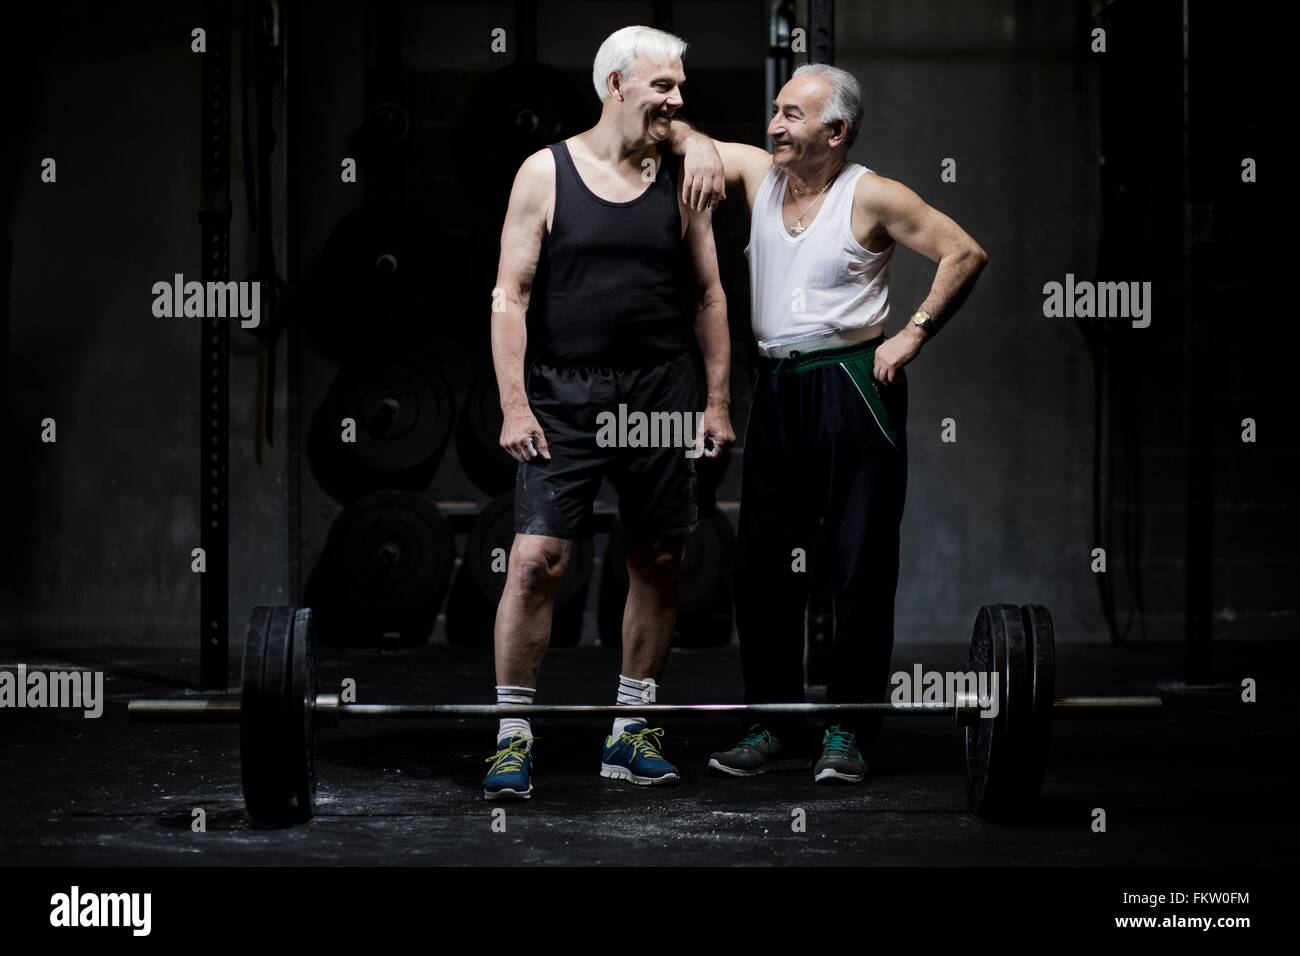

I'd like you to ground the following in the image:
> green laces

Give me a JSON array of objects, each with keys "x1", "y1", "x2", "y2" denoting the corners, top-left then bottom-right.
[
  {"x1": 822, "y1": 725, "x2": 856, "y2": 755},
  {"x1": 620, "y1": 725, "x2": 667, "y2": 759},
  {"x1": 739, "y1": 725, "x2": 772, "y2": 748},
  {"x1": 485, "y1": 736, "x2": 531, "y2": 774}
]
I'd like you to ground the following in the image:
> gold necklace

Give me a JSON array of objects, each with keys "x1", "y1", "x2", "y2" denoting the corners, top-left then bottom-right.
[{"x1": 787, "y1": 165, "x2": 843, "y2": 234}]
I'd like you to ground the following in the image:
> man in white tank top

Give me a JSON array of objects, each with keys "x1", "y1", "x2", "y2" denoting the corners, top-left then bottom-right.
[{"x1": 666, "y1": 64, "x2": 989, "y2": 783}]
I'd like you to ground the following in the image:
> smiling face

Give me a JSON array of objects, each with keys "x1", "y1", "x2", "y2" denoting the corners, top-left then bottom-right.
[
  {"x1": 768, "y1": 74, "x2": 844, "y2": 170},
  {"x1": 612, "y1": 55, "x2": 685, "y2": 143}
]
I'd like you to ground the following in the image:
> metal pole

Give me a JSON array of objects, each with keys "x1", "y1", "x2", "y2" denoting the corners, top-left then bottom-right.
[
  {"x1": 808, "y1": 0, "x2": 834, "y2": 65},
  {"x1": 1182, "y1": 0, "x2": 1213, "y2": 684},
  {"x1": 198, "y1": 0, "x2": 232, "y2": 691},
  {"x1": 128, "y1": 695, "x2": 1163, "y2": 723}
]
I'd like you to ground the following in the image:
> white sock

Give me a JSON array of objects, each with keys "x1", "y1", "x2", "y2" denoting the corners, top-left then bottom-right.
[
  {"x1": 496, "y1": 685, "x2": 535, "y2": 744},
  {"x1": 613, "y1": 675, "x2": 657, "y2": 739}
]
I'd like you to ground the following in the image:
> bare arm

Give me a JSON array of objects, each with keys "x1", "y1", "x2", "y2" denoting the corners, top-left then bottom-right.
[
  {"x1": 681, "y1": 202, "x2": 735, "y2": 458},
  {"x1": 667, "y1": 120, "x2": 772, "y2": 214},
  {"x1": 860, "y1": 175, "x2": 989, "y2": 384},
  {"x1": 491, "y1": 149, "x2": 554, "y2": 460}
]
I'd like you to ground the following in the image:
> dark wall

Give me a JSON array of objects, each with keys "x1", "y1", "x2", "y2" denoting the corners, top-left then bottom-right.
[
  {"x1": 1091, "y1": 0, "x2": 1293, "y2": 643},
  {"x1": 835, "y1": 0, "x2": 1104, "y2": 640},
  {"x1": 2, "y1": 0, "x2": 291, "y2": 648}
]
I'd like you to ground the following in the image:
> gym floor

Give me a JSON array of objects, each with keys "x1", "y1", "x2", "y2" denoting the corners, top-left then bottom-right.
[{"x1": 3, "y1": 639, "x2": 1294, "y2": 866}]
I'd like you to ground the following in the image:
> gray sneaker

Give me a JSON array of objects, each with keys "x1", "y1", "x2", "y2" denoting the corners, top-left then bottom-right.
[
  {"x1": 708, "y1": 724, "x2": 812, "y2": 776},
  {"x1": 813, "y1": 724, "x2": 866, "y2": 783}
]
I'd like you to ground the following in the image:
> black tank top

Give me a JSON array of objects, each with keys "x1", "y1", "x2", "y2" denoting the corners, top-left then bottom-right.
[{"x1": 528, "y1": 141, "x2": 693, "y2": 367}]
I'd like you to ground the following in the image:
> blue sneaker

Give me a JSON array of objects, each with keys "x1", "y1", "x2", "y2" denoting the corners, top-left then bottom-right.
[
  {"x1": 483, "y1": 734, "x2": 533, "y2": 800},
  {"x1": 600, "y1": 724, "x2": 680, "y2": 786}
]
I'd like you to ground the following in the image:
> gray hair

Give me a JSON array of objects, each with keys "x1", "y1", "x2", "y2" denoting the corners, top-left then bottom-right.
[
  {"x1": 791, "y1": 63, "x2": 863, "y2": 151},
  {"x1": 592, "y1": 25, "x2": 689, "y2": 102}
]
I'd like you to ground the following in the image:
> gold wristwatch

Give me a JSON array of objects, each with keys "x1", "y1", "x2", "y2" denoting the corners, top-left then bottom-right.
[{"x1": 910, "y1": 309, "x2": 934, "y2": 334}]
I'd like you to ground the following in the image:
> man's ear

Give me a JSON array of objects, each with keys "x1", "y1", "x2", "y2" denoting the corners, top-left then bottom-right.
[
  {"x1": 607, "y1": 71, "x2": 624, "y2": 102},
  {"x1": 827, "y1": 119, "x2": 848, "y2": 151}
]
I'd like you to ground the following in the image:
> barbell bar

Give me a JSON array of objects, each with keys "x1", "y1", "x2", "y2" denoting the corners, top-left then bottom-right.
[
  {"x1": 128, "y1": 696, "x2": 1162, "y2": 724},
  {"x1": 126, "y1": 603, "x2": 1163, "y2": 825}
]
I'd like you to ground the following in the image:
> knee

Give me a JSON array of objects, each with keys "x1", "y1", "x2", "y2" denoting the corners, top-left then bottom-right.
[
  {"x1": 508, "y1": 541, "x2": 569, "y2": 595},
  {"x1": 627, "y1": 541, "x2": 681, "y2": 584}
]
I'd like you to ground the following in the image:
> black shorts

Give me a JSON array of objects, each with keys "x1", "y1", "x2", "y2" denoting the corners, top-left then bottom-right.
[{"x1": 514, "y1": 352, "x2": 700, "y2": 540}]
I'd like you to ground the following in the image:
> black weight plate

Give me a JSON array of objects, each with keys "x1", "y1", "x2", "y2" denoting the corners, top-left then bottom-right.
[
  {"x1": 455, "y1": 371, "x2": 516, "y2": 496},
  {"x1": 1001, "y1": 603, "x2": 1031, "y2": 793},
  {"x1": 964, "y1": 605, "x2": 996, "y2": 814},
  {"x1": 597, "y1": 511, "x2": 734, "y2": 648},
  {"x1": 287, "y1": 607, "x2": 317, "y2": 820},
  {"x1": 965, "y1": 604, "x2": 1034, "y2": 821},
  {"x1": 366, "y1": 101, "x2": 411, "y2": 146},
  {"x1": 324, "y1": 358, "x2": 455, "y2": 475},
  {"x1": 596, "y1": 523, "x2": 625, "y2": 647},
  {"x1": 677, "y1": 509, "x2": 734, "y2": 617},
  {"x1": 465, "y1": 494, "x2": 593, "y2": 609},
  {"x1": 304, "y1": 206, "x2": 445, "y2": 361},
  {"x1": 443, "y1": 556, "x2": 497, "y2": 646},
  {"x1": 239, "y1": 606, "x2": 272, "y2": 814},
  {"x1": 331, "y1": 490, "x2": 455, "y2": 621},
  {"x1": 241, "y1": 605, "x2": 304, "y2": 823},
  {"x1": 1020, "y1": 603, "x2": 1056, "y2": 802},
  {"x1": 267, "y1": 605, "x2": 297, "y2": 821},
  {"x1": 452, "y1": 63, "x2": 590, "y2": 217}
]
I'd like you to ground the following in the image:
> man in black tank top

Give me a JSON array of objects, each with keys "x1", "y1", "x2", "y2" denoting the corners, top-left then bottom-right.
[{"x1": 481, "y1": 26, "x2": 734, "y2": 801}]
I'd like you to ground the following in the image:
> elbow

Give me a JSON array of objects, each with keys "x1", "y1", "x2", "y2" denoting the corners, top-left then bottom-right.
[
  {"x1": 495, "y1": 284, "x2": 529, "y2": 316},
  {"x1": 696, "y1": 286, "x2": 727, "y2": 316},
  {"x1": 969, "y1": 245, "x2": 989, "y2": 270}
]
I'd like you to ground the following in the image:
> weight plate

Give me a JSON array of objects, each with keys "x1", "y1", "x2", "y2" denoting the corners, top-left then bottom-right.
[
  {"x1": 452, "y1": 63, "x2": 590, "y2": 217},
  {"x1": 304, "y1": 206, "x2": 445, "y2": 361},
  {"x1": 598, "y1": 511, "x2": 735, "y2": 647},
  {"x1": 1002, "y1": 603, "x2": 1031, "y2": 798},
  {"x1": 964, "y1": 605, "x2": 994, "y2": 814},
  {"x1": 288, "y1": 607, "x2": 317, "y2": 819},
  {"x1": 332, "y1": 490, "x2": 455, "y2": 620},
  {"x1": 678, "y1": 509, "x2": 734, "y2": 617},
  {"x1": 239, "y1": 606, "x2": 272, "y2": 817},
  {"x1": 965, "y1": 603, "x2": 1035, "y2": 820},
  {"x1": 1020, "y1": 603, "x2": 1055, "y2": 803},
  {"x1": 366, "y1": 100, "x2": 411, "y2": 146},
  {"x1": 241, "y1": 605, "x2": 312, "y2": 824},
  {"x1": 455, "y1": 370, "x2": 516, "y2": 496},
  {"x1": 309, "y1": 358, "x2": 455, "y2": 503}
]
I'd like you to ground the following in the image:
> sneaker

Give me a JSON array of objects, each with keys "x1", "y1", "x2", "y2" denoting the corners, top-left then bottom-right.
[
  {"x1": 483, "y1": 734, "x2": 534, "y2": 800},
  {"x1": 600, "y1": 724, "x2": 680, "y2": 785},
  {"x1": 813, "y1": 724, "x2": 866, "y2": 784},
  {"x1": 708, "y1": 724, "x2": 813, "y2": 777}
]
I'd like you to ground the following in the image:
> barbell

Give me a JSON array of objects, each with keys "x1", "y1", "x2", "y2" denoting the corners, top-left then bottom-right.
[{"x1": 127, "y1": 603, "x2": 1161, "y2": 825}]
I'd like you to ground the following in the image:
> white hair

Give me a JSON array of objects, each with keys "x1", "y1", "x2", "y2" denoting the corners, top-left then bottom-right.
[
  {"x1": 592, "y1": 25, "x2": 688, "y2": 101},
  {"x1": 791, "y1": 63, "x2": 864, "y2": 151}
]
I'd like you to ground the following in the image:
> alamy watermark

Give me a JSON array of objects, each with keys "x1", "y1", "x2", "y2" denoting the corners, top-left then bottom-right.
[
  {"x1": 151, "y1": 274, "x2": 261, "y2": 328},
  {"x1": 0, "y1": 665, "x2": 104, "y2": 718},
  {"x1": 49, "y1": 886, "x2": 151, "y2": 936},
  {"x1": 1042, "y1": 273, "x2": 1151, "y2": 328},
  {"x1": 595, "y1": 403, "x2": 704, "y2": 458},
  {"x1": 890, "y1": 665, "x2": 1000, "y2": 718}
]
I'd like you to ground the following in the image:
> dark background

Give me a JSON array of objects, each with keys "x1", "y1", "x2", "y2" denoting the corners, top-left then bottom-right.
[{"x1": 0, "y1": 0, "x2": 1289, "y2": 658}]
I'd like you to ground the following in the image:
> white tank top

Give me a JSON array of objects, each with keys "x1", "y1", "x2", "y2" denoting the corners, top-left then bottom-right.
[{"x1": 745, "y1": 163, "x2": 893, "y2": 347}]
